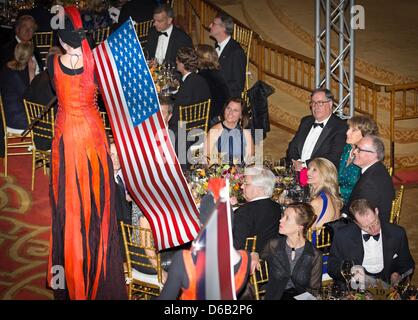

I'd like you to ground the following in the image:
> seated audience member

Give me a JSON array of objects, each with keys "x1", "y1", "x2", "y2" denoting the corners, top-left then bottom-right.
[
  {"x1": 0, "y1": 42, "x2": 36, "y2": 134},
  {"x1": 196, "y1": 44, "x2": 231, "y2": 125},
  {"x1": 209, "y1": 13, "x2": 246, "y2": 98},
  {"x1": 23, "y1": 46, "x2": 61, "y2": 151},
  {"x1": 252, "y1": 203, "x2": 322, "y2": 300},
  {"x1": 233, "y1": 166, "x2": 282, "y2": 253},
  {"x1": 145, "y1": 4, "x2": 192, "y2": 65},
  {"x1": 17, "y1": 0, "x2": 54, "y2": 32},
  {"x1": 345, "y1": 135, "x2": 395, "y2": 223},
  {"x1": 170, "y1": 47, "x2": 211, "y2": 166},
  {"x1": 307, "y1": 158, "x2": 343, "y2": 229},
  {"x1": 286, "y1": 88, "x2": 347, "y2": 171},
  {"x1": 0, "y1": 15, "x2": 43, "y2": 72},
  {"x1": 338, "y1": 115, "x2": 379, "y2": 204},
  {"x1": 204, "y1": 97, "x2": 253, "y2": 165},
  {"x1": 80, "y1": 0, "x2": 113, "y2": 30},
  {"x1": 159, "y1": 94, "x2": 174, "y2": 125},
  {"x1": 328, "y1": 199, "x2": 415, "y2": 287},
  {"x1": 158, "y1": 193, "x2": 250, "y2": 299}
]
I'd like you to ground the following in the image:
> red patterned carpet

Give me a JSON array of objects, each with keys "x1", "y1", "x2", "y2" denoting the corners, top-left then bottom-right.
[{"x1": 0, "y1": 155, "x2": 53, "y2": 300}]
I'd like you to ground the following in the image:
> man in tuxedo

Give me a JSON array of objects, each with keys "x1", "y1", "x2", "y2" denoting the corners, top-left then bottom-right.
[
  {"x1": 286, "y1": 88, "x2": 347, "y2": 171},
  {"x1": 233, "y1": 166, "x2": 282, "y2": 253},
  {"x1": 0, "y1": 15, "x2": 43, "y2": 71},
  {"x1": 145, "y1": 4, "x2": 192, "y2": 66},
  {"x1": 345, "y1": 134, "x2": 395, "y2": 223},
  {"x1": 328, "y1": 199, "x2": 414, "y2": 286},
  {"x1": 209, "y1": 13, "x2": 246, "y2": 98}
]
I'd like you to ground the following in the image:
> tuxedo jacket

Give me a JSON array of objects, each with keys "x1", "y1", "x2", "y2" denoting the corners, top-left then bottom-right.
[
  {"x1": 233, "y1": 198, "x2": 282, "y2": 253},
  {"x1": 145, "y1": 25, "x2": 192, "y2": 66},
  {"x1": 170, "y1": 72, "x2": 211, "y2": 129},
  {"x1": 286, "y1": 114, "x2": 347, "y2": 169},
  {"x1": 0, "y1": 38, "x2": 44, "y2": 70},
  {"x1": 218, "y1": 38, "x2": 246, "y2": 98},
  {"x1": 345, "y1": 162, "x2": 395, "y2": 223},
  {"x1": 328, "y1": 222, "x2": 415, "y2": 284}
]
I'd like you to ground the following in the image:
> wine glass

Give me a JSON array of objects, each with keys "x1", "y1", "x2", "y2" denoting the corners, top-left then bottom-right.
[{"x1": 340, "y1": 259, "x2": 354, "y2": 294}]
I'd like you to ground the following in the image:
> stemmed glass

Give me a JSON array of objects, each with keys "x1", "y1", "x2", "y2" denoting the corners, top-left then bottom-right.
[{"x1": 340, "y1": 259, "x2": 354, "y2": 295}]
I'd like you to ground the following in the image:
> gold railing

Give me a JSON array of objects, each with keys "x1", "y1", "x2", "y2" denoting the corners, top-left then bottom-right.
[
  {"x1": 385, "y1": 82, "x2": 418, "y2": 169},
  {"x1": 174, "y1": 0, "x2": 415, "y2": 168}
]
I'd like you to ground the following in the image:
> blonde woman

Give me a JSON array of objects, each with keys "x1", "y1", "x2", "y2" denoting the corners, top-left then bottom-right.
[
  {"x1": 307, "y1": 157, "x2": 343, "y2": 229},
  {"x1": 0, "y1": 42, "x2": 35, "y2": 133}
]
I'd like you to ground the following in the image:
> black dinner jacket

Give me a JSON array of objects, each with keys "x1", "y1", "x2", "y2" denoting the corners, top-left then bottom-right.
[
  {"x1": 145, "y1": 25, "x2": 193, "y2": 66},
  {"x1": 285, "y1": 114, "x2": 347, "y2": 169},
  {"x1": 0, "y1": 37, "x2": 44, "y2": 70},
  {"x1": 232, "y1": 198, "x2": 282, "y2": 253},
  {"x1": 328, "y1": 222, "x2": 415, "y2": 284},
  {"x1": 345, "y1": 161, "x2": 395, "y2": 223},
  {"x1": 217, "y1": 38, "x2": 246, "y2": 98},
  {"x1": 169, "y1": 72, "x2": 211, "y2": 129}
]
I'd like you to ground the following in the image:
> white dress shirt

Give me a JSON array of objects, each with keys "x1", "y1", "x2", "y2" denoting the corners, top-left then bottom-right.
[
  {"x1": 216, "y1": 36, "x2": 231, "y2": 56},
  {"x1": 155, "y1": 24, "x2": 173, "y2": 65},
  {"x1": 300, "y1": 114, "x2": 332, "y2": 163},
  {"x1": 361, "y1": 229, "x2": 384, "y2": 274}
]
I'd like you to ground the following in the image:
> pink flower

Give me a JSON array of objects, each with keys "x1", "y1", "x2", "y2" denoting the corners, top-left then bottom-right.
[{"x1": 299, "y1": 167, "x2": 309, "y2": 187}]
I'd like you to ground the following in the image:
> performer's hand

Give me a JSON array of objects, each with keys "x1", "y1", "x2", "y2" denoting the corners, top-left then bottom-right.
[{"x1": 250, "y1": 252, "x2": 260, "y2": 274}]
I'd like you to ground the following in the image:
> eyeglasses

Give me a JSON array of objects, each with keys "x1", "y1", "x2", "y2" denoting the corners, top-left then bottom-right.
[
  {"x1": 309, "y1": 100, "x2": 331, "y2": 107},
  {"x1": 353, "y1": 145, "x2": 376, "y2": 154}
]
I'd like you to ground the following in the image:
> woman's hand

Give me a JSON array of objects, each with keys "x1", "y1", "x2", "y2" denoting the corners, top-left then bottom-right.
[
  {"x1": 250, "y1": 252, "x2": 260, "y2": 275},
  {"x1": 161, "y1": 270, "x2": 168, "y2": 284}
]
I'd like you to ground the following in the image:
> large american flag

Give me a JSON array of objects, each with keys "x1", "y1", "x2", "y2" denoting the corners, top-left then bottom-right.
[{"x1": 93, "y1": 19, "x2": 200, "y2": 250}]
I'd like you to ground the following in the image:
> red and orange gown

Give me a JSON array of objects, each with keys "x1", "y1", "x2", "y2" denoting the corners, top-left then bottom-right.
[{"x1": 47, "y1": 56, "x2": 127, "y2": 300}]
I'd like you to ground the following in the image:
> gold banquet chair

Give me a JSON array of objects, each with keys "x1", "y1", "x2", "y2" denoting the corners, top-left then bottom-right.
[
  {"x1": 0, "y1": 96, "x2": 32, "y2": 176},
  {"x1": 245, "y1": 236, "x2": 269, "y2": 300},
  {"x1": 307, "y1": 226, "x2": 333, "y2": 284},
  {"x1": 92, "y1": 27, "x2": 110, "y2": 45},
  {"x1": 120, "y1": 222, "x2": 164, "y2": 300},
  {"x1": 23, "y1": 99, "x2": 55, "y2": 190},
  {"x1": 99, "y1": 111, "x2": 112, "y2": 137},
  {"x1": 233, "y1": 24, "x2": 253, "y2": 92},
  {"x1": 390, "y1": 185, "x2": 405, "y2": 224},
  {"x1": 135, "y1": 19, "x2": 153, "y2": 45},
  {"x1": 33, "y1": 31, "x2": 53, "y2": 65}
]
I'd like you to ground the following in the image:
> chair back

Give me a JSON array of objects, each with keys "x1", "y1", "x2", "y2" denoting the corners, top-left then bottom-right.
[
  {"x1": 135, "y1": 19, "x2": 153, "y2": 45},
  {"x1": 244, "y1": 235, "x2": 268, "y2": 300},
  {"x1": 1, "y1": 96, "x2": 32, "y2": 176},
  {"x1": 387, "y1": 166, "x2": 393, "y2": 177},
  {"x1": 120, "y1": 221, "x2": 163, "y2": 299},
  {"x1": 92, "y1": 27, "x2": 110, "y2": 45},
  {"x1": 390, "y1": 185, "x2": 404, "y2": 224},
  {"x1": 179, "y1": 99, "x2": 211, "y2": 139},
  {"x1": 307, "y1": 226, "x2": 332, "y2": 250},
  {"x1": 33, "y1": 31, "x2": 53, "y2": 65},
  {"x1": 99, "y1": 111, "x2": 112, "y2": 137},
  {"x1": 233, "y1": 25, "x2": 253, "y2": 91}
]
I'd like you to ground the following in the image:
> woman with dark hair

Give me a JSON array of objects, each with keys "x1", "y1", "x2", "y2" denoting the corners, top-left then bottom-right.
[
  {"x1": 204, "y1": 97, "x2": 253, "y2": 165},
  {"x1": 338, "y1": 115, "x2": 379, "y2": 204},
  {"x1": 196, "y1": 44, "x2": 230, "y2": 125},
  {"x1": 251, "y1": 202, "x2": 322, "y2": 300},
  {"x1": 46, "y1": 6, "x2": 126, "y2": 300}
]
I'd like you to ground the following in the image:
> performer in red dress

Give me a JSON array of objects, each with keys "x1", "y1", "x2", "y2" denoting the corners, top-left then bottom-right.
[{"x1": 46, "y1": 6, "x2": 127, "y2": 300}]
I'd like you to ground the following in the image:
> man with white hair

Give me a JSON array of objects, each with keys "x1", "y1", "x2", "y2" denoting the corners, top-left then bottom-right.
[{"x1": 233, "y1": 166, "x2": 282, "y2": 253}]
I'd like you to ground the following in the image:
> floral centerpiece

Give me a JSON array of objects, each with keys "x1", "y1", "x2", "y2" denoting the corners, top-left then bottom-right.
[{"x1": 187, "y1": 164, "x2": 245, "y2": 206}]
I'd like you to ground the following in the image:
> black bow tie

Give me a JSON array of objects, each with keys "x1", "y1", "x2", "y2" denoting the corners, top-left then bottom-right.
[
  {"x1": 158, "y1": 31, "x2": 168, "y2": 37},
  {"x1": 363, "y1": 233, "x2": 380, "y2": 242},
  {"x1": 312, "y1": 122, "x2": 324, "y2": 128},
  {"x1": 215, "y1": 43, "x2": 220, "y2": 50}
]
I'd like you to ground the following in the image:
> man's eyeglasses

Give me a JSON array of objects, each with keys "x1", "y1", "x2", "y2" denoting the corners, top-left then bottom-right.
[
  {"x1": 309, "y1": 100, "x2": 331, "y2": 107},
  {"x1": 353, "y1": 145, "x2": 376, "y2": 154}
]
